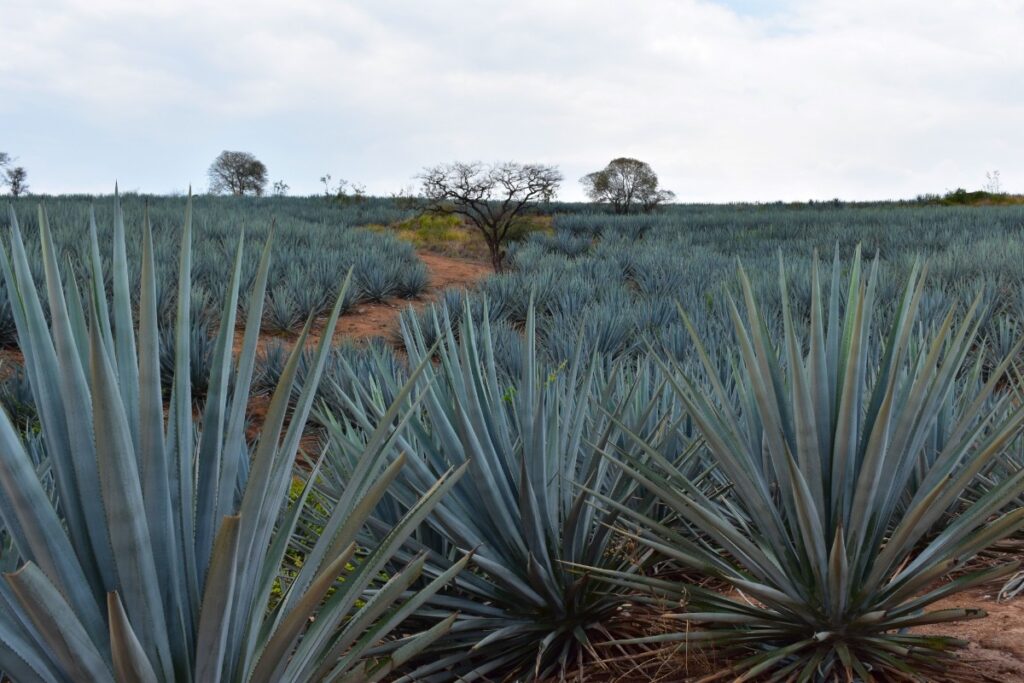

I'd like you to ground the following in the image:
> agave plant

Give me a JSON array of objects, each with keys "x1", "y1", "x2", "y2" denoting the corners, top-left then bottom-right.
[
  {"x1": 158, "y1": 319, "x2": 217, "y2": 402},
  {"x1": 263, "y1": 284, "x2": 303, "y2": 334},
  {"x1": 0, "y1": 195, "x2": 465, "y2": 682},
  {"x1": 318, "y1": 302, "x2": 706, "y2": 681},
  {"x1": 598, "y1": 249, "x2": 1024, "y2": 680}
]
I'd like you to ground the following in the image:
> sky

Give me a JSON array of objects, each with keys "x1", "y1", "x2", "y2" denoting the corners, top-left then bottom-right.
[{"x1": 2, "y1": 0, "x2": 1023, "y2": 202}]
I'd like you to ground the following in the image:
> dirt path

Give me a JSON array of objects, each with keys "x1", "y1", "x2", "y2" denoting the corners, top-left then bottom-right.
[
  {"x1": 234, "y1": 251, "x2": 491, "y2": 358},
  {"x1": 238, "y1": 251, "x2": 490, "y2": 447},
  {"x1": 332, "y1": 251, "x2": 491, "y2": 342},
  {"x1": 414, "y1": 251, "x2": 493, "y2": 292}
]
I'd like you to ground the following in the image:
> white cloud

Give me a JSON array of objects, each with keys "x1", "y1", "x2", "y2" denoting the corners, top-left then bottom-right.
[{"x1": 2, "y1": 0, "x2": 1022, "y2": 199}]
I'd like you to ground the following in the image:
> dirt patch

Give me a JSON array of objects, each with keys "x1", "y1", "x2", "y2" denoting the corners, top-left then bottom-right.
[
  {"x1": 325, "y1": 251, "x2": 491, "y2": 345},
  {"x1": 924, "y1": 588, "x2": 1024, "y2": 681},
  {"x1": 332, "y1": 251, "x2": 492, "y2": 341},
  {"x1": 232, "y1": 251, "x2": 491, "y2": 359},
  {"x1": 418, "y1": 251, "x2": 493, "y2": 291},
  {"x1": 237, "y1": 251, "x2": 491, "y2": 457},
  {"x1": 565, "y1": 585, "x2": 1024, "y2": 682},
  {"x1": 0, "y1": 349, "x2": 24, "y2": 378}
]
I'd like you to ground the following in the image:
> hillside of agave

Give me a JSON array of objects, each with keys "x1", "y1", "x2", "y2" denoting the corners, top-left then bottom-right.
[
  {"x1": 405, "y1": 203, "x2": 1024, "y2": 375},
  {"x1": 2, "y1": 196, "x2": 1024, "y2": 681},
  {"x1": 335, "y1": 202, "x2": 1024, "y2": 679},
  {"x1": 0, "y1": 194, "x2": 426, "y2": 348}
]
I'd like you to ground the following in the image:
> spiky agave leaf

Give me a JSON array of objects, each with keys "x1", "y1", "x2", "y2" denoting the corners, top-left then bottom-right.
[
  {"x1": 0, "y1": 195, "x2": 465, "y2": 682},
  {"x1": 597, "y1": 248, "x2": 1024, "y2": 681},
  {"x1": 317, "y1": 299, "x2": 708, "y2": 681}
]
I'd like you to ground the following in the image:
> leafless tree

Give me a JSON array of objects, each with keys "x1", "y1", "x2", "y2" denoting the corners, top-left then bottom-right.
[
  {"x1": 320, "y1": 173, "x2": 366, "y2": 204},
  {"x1": 985, "y1": 170, "x2": 1002, "y2": 194},
  {"x1": 390, "y1": 184, "x2": 421, "y2": 211},
  {"x1": 320, "y1": 173, "x2": 335, "y2": 196},
  {"x1": 207, "y1": 151, "x2": 268, "y2": 196},
  {"x1": 420, "y1": 161, "x2": 562, "y2": 271},
  {"x1": 581, "y1": 158, "x2": 675, "y2": 214},
  {"x1": 5, "y1": 167, "x2": 28, "y2": 196}
]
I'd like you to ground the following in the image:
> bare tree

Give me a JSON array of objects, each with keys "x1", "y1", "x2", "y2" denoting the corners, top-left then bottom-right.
[
  {"x1": 320, "y1": 173, "x2": 334, "y2": 196},
  {"x1": 5, "y1": 167, "x2": 28, "y2": 196},
  {"x1": 390, "y1": 185, "x2": 421, "y2": 211},
  {"x1": 208, "y1": 151, "x2": 268, "y2": 196},
  {"x1": 420, "y1": 161, "x2": 562, "y2": 271},
  {"x1": 581, "y1": 158, "x2": 675, "y2": 214},
  {"x1": 272, "y1": 180, "x2": 290, "y2": 196},
  {"x1": 985, "y1": 170, "x2": 1002, "y2": 194},
  {"x1": 320, "y1": 173, "x2": 366, "y2": 204}
]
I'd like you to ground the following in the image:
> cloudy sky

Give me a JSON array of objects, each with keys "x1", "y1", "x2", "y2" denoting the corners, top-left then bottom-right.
[{"x1": 2, "y1": 0, "x2": 1022, "y2": 201}]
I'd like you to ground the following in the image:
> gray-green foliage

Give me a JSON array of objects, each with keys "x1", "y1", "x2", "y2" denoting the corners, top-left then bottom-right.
[
  {"x1": 2, "y1": 193, "x2": 426, "y2": 335},
  {"x1": 0, "y1": 196, "x2": 463, "y2": 682},
  {"x1": 597, "y1": 250, "x2": 1024, "y2": 680},
  {"x1": 419, "y1": 203, "x2": 1024, "y2": 373},
  {"x1": 316, "y1": 303, "x2": 710, "y2": 681},
  {"x1": 4, "y1": 193, "x2": 1024, "y2": 681}
]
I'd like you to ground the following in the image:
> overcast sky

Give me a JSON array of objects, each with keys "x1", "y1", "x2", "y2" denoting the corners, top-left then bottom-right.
[{"x1": 2, "y1": 0, "x2": 1022, "y2": 201}]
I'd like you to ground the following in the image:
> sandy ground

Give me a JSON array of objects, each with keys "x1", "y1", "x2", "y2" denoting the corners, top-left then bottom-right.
[{"x1": 926, "y1": 587, "x2": 1024, "y2": 681}]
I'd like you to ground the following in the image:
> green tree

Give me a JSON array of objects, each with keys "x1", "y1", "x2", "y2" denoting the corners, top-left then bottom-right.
[
  {"x1": 581, "y1": 157, "x2": 675, "y2": 213},
  {"x1": 207, "y1": 150, "x2": 268, "y2": 196},
  {"x1": 5, "y1": 166, "x2": 28, "y2": 196}
]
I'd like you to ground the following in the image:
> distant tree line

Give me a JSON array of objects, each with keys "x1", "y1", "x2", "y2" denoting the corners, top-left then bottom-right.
[
  {"x1": 3, "y1": 146, "x2": 677, "y2": 272},
  {"x1": 914, "y1": 171, "x2": 1022, "y2": 206},
  {"x1": 202, "y1": 150, "x2": 676, "y2": 273}
]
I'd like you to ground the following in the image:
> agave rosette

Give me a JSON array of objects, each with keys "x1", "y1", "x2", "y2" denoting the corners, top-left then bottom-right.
[
  {"x1": 596, "y1": 248, "x2": 1024, "y2": 680},
  {"x1": 0, "y1": 194, "x2": 464, "y2": 682}
]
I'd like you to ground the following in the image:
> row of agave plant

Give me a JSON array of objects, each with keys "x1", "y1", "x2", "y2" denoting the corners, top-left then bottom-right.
[
  {"x1": 325, "y1": 252, "x2": 1024, "y2": 680},
  {"x1": 0, "y1": 200, "x2": 461, "y2": 682},
  {"x1": 0, "y1": 192, "x2": 428, "y2": 349},
  {"x1": 394, "y1": 214, "x2": 1024, "y2": 379},
  {"x1": 2, "y1": 198, "x2": 1024, "y2": 681}
]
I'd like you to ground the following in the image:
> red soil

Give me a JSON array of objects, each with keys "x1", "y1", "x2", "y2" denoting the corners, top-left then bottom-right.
[
  {"x1": 233, "y1": 251, "x2": 491, "y2": 360},
  {"x1": 332, "y1": 251, "x2": 491, "y2": 342},
  {"x1": 238, "y1": 251, "x2": 490, "y2": 446},
  {"x1": 926, "y1": 587, "x2": 1024, "y2": 681}
]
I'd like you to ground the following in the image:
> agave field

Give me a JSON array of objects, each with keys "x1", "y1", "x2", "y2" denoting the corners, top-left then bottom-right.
[
  {"x1": 409, "y1": 204, "x2": 1024, "y2": 371},
  {"x1": 2, "y1": 194, "x2": 1024, "y2": 681},
  {"x1": 0, "y1": 194, "x2": 425, "y2": 344}
]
